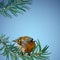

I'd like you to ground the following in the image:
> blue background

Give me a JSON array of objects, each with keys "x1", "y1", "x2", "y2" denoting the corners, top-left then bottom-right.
[{"x1": 0, "y1": 0, "x2": 60, "y2": 60}]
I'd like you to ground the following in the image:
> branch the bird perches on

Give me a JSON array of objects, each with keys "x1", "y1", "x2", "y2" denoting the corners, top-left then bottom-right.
[{"x1": 0, "y1": 34, "x2": 50, "y2": 60}]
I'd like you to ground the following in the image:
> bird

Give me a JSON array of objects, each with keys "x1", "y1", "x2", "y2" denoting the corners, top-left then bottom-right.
[{"x1": 13, "y1": 36, "x2": 35, "y2": 55}]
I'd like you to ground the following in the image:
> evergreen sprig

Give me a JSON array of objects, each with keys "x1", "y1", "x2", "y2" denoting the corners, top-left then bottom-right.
[
  {"x1": 0, "y1": 34, "x2": 50, "y2": 60},
  {"x1": 0, "y1": 0, "x2": 32, "y2": 17}
]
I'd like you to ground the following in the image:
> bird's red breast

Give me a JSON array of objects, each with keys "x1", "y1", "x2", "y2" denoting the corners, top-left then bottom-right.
[{"x1": 13, "y1": 36, "x2": 35, "y2": 55}]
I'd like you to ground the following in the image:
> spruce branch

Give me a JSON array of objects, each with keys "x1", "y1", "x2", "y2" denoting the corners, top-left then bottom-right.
[
  {"x1": 0, "y1": 34, "x2": 50, "y2": 60},
  {"x1": 0, "y1": 0, "x2": 32, "y2": 17}
]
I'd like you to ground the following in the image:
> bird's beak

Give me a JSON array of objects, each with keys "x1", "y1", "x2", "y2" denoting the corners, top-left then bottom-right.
[{"x1": 12, "y1": 39, "x2": 18, "y2": 43}]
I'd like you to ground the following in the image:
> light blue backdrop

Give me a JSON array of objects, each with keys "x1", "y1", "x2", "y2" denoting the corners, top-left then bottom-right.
[{"x1": 0, "y1": 0, "x2": 60, "y2": 60}]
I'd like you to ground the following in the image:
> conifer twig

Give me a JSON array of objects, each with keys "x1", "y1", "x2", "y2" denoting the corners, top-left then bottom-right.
[
  {"x1": 0, "y1": 0, "x2": 32, "y2": 17},
  {"x1": 0, "y1": 34, "x2": 50, "y2": 60}
]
